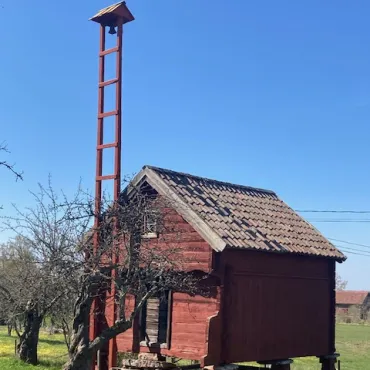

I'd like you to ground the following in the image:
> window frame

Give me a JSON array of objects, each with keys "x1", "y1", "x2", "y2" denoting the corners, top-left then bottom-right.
[{"x1": 141, "y1": 209, "x2": 159, "y2": 239}]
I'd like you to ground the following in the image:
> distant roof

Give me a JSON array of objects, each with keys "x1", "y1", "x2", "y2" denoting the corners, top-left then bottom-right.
[
  {"x1": 132, "y1": 165, "x2": 346, "y2": 261},
  {"x1": 336, "y1": 291, "x2": 369, "y2": 305}
]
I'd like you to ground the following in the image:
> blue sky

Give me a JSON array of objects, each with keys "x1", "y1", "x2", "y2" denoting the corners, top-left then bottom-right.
[{"x1": 1, "y1": 0, "x2": 369, "y2": 288}]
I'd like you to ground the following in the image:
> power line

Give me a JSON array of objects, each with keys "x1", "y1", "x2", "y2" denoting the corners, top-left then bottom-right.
[
  {"x1": 339, "y1": 248, "x2": 370, "y2": 258},
  {"x1": 308, "y1": 219, "x2": 370, "y2": 223},
  {"x1": 329, "y1": 238, "x2": 370, "y2": 249},
  {"x1": 338, "y1": 245, "x2": 370, "y2": 257},
  {"x1": 295, "y1": 209, "x2": 370, "y2": 254},
  {"x1": 296, "y1": 210, "x2": 370, "y2": 214},
  {"x1": 335, "y1": 245, "x2": 370, "y2": 255},
  {"x1": 335, "y1": 242, "x2": 370, "y2": 254}
]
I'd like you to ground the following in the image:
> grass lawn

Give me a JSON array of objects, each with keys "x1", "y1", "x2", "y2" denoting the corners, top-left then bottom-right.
[
  {"x1": 0, "y1": 327, "x2": 67, "y2": 370},
  {"x1": 1, "y1": 324, "x2": 370, "y2": 369},
  {"x1": 291, "y1": 324, "x2": 370, "y2": 370}
]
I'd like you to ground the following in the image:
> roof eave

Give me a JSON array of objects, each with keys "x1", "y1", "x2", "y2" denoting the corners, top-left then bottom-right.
[{"x1": 225, "y1": 244, "x2": 346, "y2": 262}]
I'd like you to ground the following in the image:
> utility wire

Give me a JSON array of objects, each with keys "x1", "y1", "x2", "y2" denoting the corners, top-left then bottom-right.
[
  {"x1": 339, "y1": 249, "x2": 370, "y2": 258},
  {"x1": 286, "y1": 208, "x2": 370, "y2": 254},
  {"x1": 308, "y1": 219, "x2": 370, "y2": 223},
  {"x1": 296, "y1": 210, "x2": 370, "y2": 214},
  {"x1": 329, "y1": 238, "x2": 370, "y2": 249},
  {"x1": 335, "y1": 245, "x2": 370, "y2": 255}
]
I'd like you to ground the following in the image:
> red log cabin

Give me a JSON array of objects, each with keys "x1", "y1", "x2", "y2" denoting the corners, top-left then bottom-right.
[{"x1": 110, "y1": 165, "x2": 346, "y2": 368}]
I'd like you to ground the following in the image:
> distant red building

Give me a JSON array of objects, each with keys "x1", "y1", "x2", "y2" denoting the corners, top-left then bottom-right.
[
  {"x1": 336, "y1": 290, "x2": 370, "y2": 320},
  {"x1": 111, "y1": 165, "x2": 345, "y2": 369}
]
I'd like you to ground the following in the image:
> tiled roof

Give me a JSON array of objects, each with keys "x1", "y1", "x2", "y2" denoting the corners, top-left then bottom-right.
[
  {"x1": 144, "y1": 166, "x2": 346, "y2": 261},
  {"x1": 336, "y1": 291, "x2": 369, "y2": 305}
]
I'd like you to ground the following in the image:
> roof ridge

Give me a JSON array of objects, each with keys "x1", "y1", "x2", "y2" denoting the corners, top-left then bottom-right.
[
  {"x1": 144, "y1": 165, "x2": 277, "y2": 196},
  {"x1": 338, "y1": 290, "x2": 369, "y2": 293}
]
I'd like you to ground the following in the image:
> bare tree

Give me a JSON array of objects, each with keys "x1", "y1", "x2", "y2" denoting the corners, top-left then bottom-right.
[
  {"x1": 0, "y1": 142, "x2": 22, "y2": 181},
  {"x1": 63, "y1": 186, "x2": 204, "y2": 370},
  {"x1": 0, "y1": 181, "x2": 90, "y2": 364},
  {"x1": 1, "y1": 178, "x2": 205, "y2": 370},
  {"x1": 336, "y1": 273, "x2": 347, "y2": 291},
  {"x1": 0, "y1": 236, "x2": 36, "y2": 337},
  {"x1": 49, "y1": 289, "x2": 77, "y2": 350}
]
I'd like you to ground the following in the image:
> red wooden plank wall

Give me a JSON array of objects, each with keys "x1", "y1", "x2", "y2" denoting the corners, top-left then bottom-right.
[
  {"x1": 157, "y1": 208, "x2": 213, "y2": 272},
  {"x1": 116, "y1": 293, "x2": 218, "y2": 359},
  {"x1": 114, "y1": 207, "x2": 217, "y2": 359},
  {"x1": 221, "y1": 250, "x2": 334, "y2": 363},
  {"x1": 115, "y1": 295, "x2": 135, "y2": 352}
]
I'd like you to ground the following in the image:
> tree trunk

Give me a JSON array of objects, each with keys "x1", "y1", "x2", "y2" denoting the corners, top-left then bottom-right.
[
  {"x1": 17, "y1": 306, "x2": 42, "y2": 365},
  {"x1": 62, "y1": 349, "x2": 93, "y2": 370},
  {"x1": 7, "y1": 322, "x2": 12, "y2": 336},
  {"x1": 49, "y1": 316, "x2": 55, "y2": 335},
  {"x1": 63, "y1": 274, "x2": 138, "y2": 370},
  {"x1": 62, "y1": 276, "x2": 132, "y2": 370},
  {"x1": 63, "y1": 283, "x2": 94, "y2": 370}
]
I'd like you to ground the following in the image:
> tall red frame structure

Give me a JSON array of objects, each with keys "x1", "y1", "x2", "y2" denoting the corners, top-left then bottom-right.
[{"x1": 90, "y1": 3, "x2": 134, "y2": 369}]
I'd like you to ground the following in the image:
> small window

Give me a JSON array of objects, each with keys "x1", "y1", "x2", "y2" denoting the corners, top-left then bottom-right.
[
  {"x1": 140, "y1": 291, "x2": 171, "y2": 348},
  {"x1": 142, "y1": 210, "x2": 158, "y2": 238}
]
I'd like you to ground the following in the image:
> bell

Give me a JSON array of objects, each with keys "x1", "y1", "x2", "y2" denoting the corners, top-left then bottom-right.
[{"x1": 108, "y1": 26, "x2": 117, "y2": 35}]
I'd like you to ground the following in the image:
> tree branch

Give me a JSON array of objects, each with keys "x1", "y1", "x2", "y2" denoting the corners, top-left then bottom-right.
[
  {"x1": 88, "y1": 288, "x2": 155, "y2": 354},
  {"x1": 0, "y1": 142, "x2": 23, "y2": 181}
]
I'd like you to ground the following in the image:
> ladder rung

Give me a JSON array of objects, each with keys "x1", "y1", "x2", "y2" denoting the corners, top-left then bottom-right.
[
  {"x1": 97, "y1": 143, "x2": 117, "y2": 150},
  {"x1": 99, "y1": 78, "x2": 118, "y2": 88},
  {"x1": 96, "y1": 175, "x2": 117, "y2": 181},
  {"x1": 100, "y1": 47, "x2": 119, "y2": 56},
  {"x1": 98, "y1": 110, "x2": 117, "y2": 119}
]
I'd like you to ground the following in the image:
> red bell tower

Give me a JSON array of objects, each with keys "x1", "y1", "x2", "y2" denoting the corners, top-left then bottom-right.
[{"x1": 90, "y1": 2, "x2": 134, "y2": 369}]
